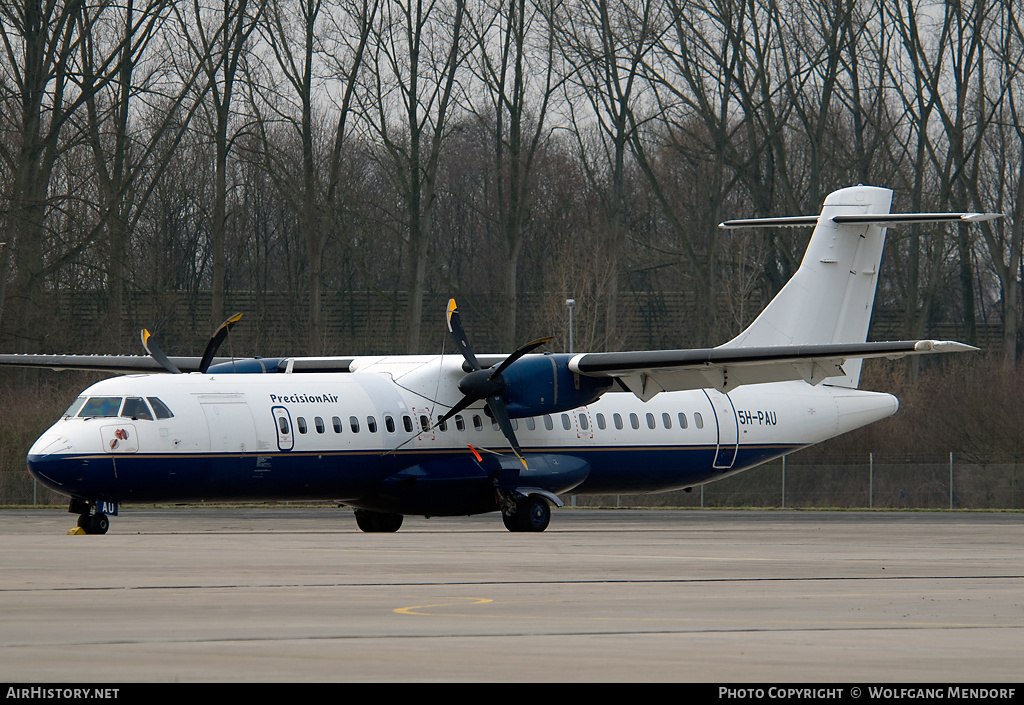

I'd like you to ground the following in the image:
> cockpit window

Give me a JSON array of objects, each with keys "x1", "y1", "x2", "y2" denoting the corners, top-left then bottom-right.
[
  {"x1": 78, "y1": 397, "x2": 122, "y2": 417},
  {"x1": 63, "y1": 397, "x2": 87, "y2": 418},
  {"x1": 147, "y1": 397, "x2": 174, "y2": 419},
  {"x1": 121, "y1": 397, "x2": 153, "y2": 420}
]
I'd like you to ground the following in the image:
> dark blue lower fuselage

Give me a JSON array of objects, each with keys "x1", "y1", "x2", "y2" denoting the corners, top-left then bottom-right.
[{"x1": 28, "y1": 442, "x2": 798, "y2": 516}]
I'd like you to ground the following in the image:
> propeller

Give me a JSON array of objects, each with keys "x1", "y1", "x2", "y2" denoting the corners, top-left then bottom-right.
[
  {"x1": 141, "y1": 313, "x2": 244, "y2": 374},
  {"x1": 140, "y1": 328, "x2": 181, "y2": 374},
  {"x1": 440, "y1": 299, "x2": 552, "y2": 470},
  {"x1": 199, "y1": 312, "x2": 244, "y2": 373}
]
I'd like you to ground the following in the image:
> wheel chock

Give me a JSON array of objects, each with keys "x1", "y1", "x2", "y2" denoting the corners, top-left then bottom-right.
[{"x1": 67, "y1": 526, "x2": 86, "y2": 535}]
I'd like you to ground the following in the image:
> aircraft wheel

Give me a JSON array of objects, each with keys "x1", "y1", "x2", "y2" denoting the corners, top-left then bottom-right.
[
  {"x1": 515, "y1": 496, "x2": 550, "y2": 533},
  {"x1": 354, "y1": 509, "x2": 403, "y2": 533},
  {"x1": 374, "y1": 512, "x2": 403, "y2": 532},
  {"x1": 86, "y1": 513, "x2": 109, "y2": 535},
  {"x1": 501, "y1": 510, "x2": 521, "y2": 532},
  {"x1": 354, "y1": 509, "x2": 375, "y2": 532}
]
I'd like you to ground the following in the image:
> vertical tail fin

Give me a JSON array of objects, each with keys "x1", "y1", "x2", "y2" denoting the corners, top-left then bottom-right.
[
  {"x1": 719, "y1": 185, "x2": 893, "y2": 388},
  {"x1": 718, "y1": 185, "x2": 999, "y2": 388}
]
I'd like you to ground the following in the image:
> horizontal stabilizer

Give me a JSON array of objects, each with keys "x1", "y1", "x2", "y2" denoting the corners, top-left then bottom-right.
[{"x1": 720, "y1": 212, "x2": 1002, "y2": 229}]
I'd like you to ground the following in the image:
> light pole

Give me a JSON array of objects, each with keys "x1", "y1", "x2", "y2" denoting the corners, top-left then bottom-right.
[{"x1": 566, "y1": 298, "x2": 575, "y2": 353}]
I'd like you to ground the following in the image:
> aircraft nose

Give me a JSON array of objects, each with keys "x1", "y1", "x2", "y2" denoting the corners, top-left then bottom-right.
[
  {"x1": 29, "y1": 432, "x2": 74, "y2": 457},
  {"x1": 27, "y1": 431, "x2": 82, "y2": 494}
]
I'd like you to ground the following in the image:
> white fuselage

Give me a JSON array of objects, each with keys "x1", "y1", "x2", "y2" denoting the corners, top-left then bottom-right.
[{"x1": 27, "y1": 354, "x2": 898, "y2": 511}]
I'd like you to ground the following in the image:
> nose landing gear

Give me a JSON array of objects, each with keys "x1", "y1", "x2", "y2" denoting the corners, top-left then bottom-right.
[
  {"x1": 69, "y1": 498, "x2": 113, "y2": 534},
  {"x1": 76, "y1": 512, "x2": 109, "y2": 534}
]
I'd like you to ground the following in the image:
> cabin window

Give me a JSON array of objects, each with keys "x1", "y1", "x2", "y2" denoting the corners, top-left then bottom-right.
[
  {"x1": 278, "y1": 416, "x2": 290, "y2": 435},
  {"x1": 630, "y1": 413, "x2": 639, "y2": 430},
  {"x1": 473, "y1": 415, "x2": 483, "y2": 431},
  {"x1": 314, "y1": 416, "x2": 325, "y2": 434},
  {"x1": 561, "y1": 414, "x2": 571, "y2": 430},
  {"x1": 491, "y1": 417, "x2": 518, "y2": 431},
  {"x1": 543, "y1": 415, "x2": 553, "y2": 431},
  {"x1": 385, "y1": 415, "x2": 396, "y2": 433},
  {"x1": 147, "y1": 397, "x2": 174, "y2": 419},
  {"x1": 64, "y1": 397, "x2": 87, "y2": 418},
  {"x1": 694, "y1": 412, "x2": 704, "y2": 429},
  {"x1": 350, "y1": 416, "x2": 360, "y2": 433},
  {"x1": 579, "y1": 414, "x2": 588, "y2": 431},
  {"x1": 403, "y1": 415, "x2": 413, "y2": 433},
  {"x1": 297, "y1": 417, "x2": 308, "y2": 434},
  {"x1": 366, "y1": 416, "x2": 377, "y2": 433},
  {"x1": 333, "y1": 416, "x2": 343, "y2": 433},
  {"x1": 455, "y1": 415, "x2": 465, "y2": 432},
  {"x1": 662, "y1": 412, "x2": 672, "y2": 429},
  {"x1": 678, "y1": 413, "x2": 688, "y2": 429},
  {"x1": 121, "y1": 397, "x2": 153, "y2": 421},
  {"x1": 437, "y1": 416, "x2": 447, "y2": 432},
  {"x1": 613, "y1": 413, "x2": 623, "y2": 430},
  {"x1": 646, "y1": 413, "x2": 656, "y2": 430},
  {"x1": 596, "y1": 413, "x2": 606, "y2": 430},
  {"x1": 79, "y1": 397, "x2": 122, "y2": 418},
  {"x1": 525, "y1": 417, "x2": 536, "y2": 431},
  {"x1": 419, "y1": 415, "x2": 429, "y2": 432}
]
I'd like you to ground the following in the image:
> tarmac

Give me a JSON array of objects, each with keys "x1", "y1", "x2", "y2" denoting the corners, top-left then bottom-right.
[{"x1": 0, "y1": 507, "x2": 1022, "y2": 682}]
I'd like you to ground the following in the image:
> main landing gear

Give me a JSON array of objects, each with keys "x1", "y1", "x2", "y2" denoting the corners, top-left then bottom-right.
[
  {"x1": 354, "y1": 509, "x2": 404, "y2": 533},
  {"x1": 501, "y1": 494, "x2": 551, "y2": 532},
  {"x1": 351, "y1": 494, "x2": 553, "y2": 533}
]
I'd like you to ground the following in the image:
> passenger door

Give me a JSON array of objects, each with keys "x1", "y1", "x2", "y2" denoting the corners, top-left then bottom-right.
[{"x1": 704, "y1": 389, "x2": 739, "y2": 469}]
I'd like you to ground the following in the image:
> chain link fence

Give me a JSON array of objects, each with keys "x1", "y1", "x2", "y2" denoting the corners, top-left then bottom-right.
[{"x1": 572, "y1": 454, "x2": 1023, "y2": 510}]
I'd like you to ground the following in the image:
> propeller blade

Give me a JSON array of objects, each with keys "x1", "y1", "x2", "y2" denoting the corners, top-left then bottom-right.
[
  {"x1": 490, "y1": 336, "x2": 553, "y2": 379},
  {"x1": 488, "y1": 396, "x2": 523, "y2": 457},
  {"x1": 199, "y1": 312, "x2": 243, "y2": 373},
  {"x1": 442, "y1": 296, "x2": 547, "y2": 469},
  {"x1": 437, "y1": 394, "x2": 477, "y2": 426},
  {"x1": 140, "y1": 329, "x2": 182, "y2": 374},
  {"x1": 446, "y1": 298, "x2": 481, "y2": 371},
  {"x1": 487, "y1": 395, "x2": 527, "y2": 477}
]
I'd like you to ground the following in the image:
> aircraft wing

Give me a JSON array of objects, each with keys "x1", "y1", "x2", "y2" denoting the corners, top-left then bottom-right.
[
  {"x1": 567, "y1": 339, "x2": 975, "y2": 400},
  {"x1": 0, "y1": 354, "x2": 221, "y2": 373},
  {"x1": 0, "y1": 354, "x2": 356, "y2": 374}
]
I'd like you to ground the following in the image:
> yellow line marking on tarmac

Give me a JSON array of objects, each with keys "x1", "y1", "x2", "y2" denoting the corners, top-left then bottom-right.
[{"x1": 395, "y1": 597, "x2": 494, "y2": 616}]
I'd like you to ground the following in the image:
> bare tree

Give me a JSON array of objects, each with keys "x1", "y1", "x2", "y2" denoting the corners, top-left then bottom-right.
[
  {"x1": 0, "y1": 0, "x2": 116, "y2": 350},
  {"x1": 466, "y1": 0, "x2": 558, "y2": 348},
  {"x1": 889, "y1": 0, "x2": 1001, "y2": 346},
  {"x1": 175, "y1": 0, "x2": 265, "y2": 334},
  {"x1": 363, "y1": 0, "x2": 470, "y2": 353},
  {"x1": 79, "y1": 0, "x2": 208, "y2": 348},
  {"x1": 973, "y1": 0, "x2": 1024, "y2": 367},
  {"x1": 554, "y1": 0, "x2": 665, "y2": 349},
  {"x1": 251, "y1": 0, "x2": 378, "y2": 354}
]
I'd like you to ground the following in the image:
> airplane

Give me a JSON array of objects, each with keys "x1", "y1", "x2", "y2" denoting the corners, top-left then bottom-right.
[{"x1": 0, "y1": 185, "x2": 997, "y2": 534}]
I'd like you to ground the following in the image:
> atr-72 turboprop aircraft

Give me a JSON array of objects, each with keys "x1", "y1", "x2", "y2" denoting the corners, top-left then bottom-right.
[{"x1": 0, "y1": 186, "x2": 996, "y2": 534}]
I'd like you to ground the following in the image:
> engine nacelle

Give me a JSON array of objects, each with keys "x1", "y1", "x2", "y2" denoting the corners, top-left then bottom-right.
[
  {"x1": 206, "y1": 357, "x2": 286, "y2": 373},
  {"x1": 501, "y1": 354, "x2": 612, "y2": 418}
]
